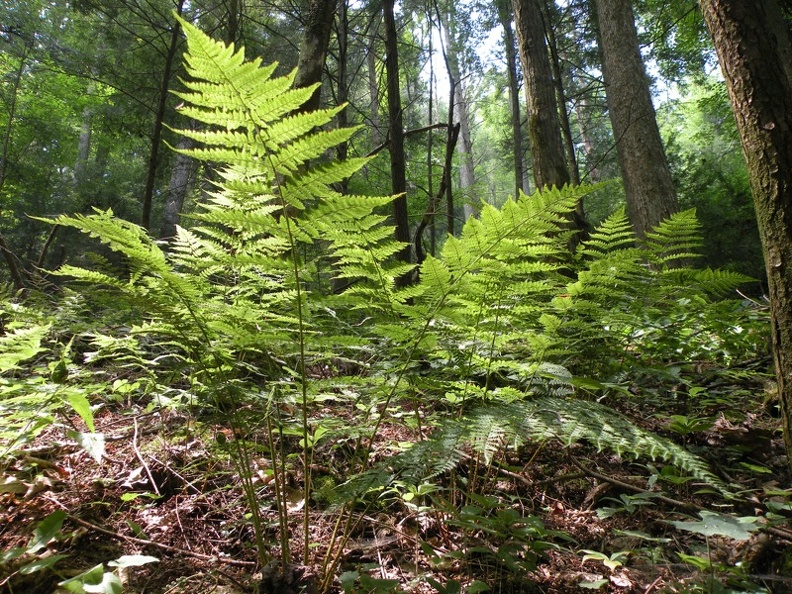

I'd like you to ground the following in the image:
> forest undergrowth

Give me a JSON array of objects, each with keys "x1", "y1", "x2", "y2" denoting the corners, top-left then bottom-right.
[{"x1": 1, "y1": 20, "x2": 791, "y2": 594}]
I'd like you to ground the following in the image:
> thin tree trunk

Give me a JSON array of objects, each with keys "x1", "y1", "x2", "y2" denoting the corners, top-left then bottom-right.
[
  {"x1": 576, "y1": 96, "x2": 602, "y2": 182},
  {"x1": 511, "y1": 0, "x2": 570, "y2": 190},
  {"x1": 427, "y1": 17, "x2": 436, "y2": 255},
  {"x1": 415, "y1": 123, "x2": 460, "y2": 264},
  {"x1": 335, "y1": 0, "x2": 349, "y2": 169},
  {"x1": 698, "y1": 0, "x2": 792, "y2": 472},
  {"x1": 383, "y1": 0, "x2": 411, "y2": 273},
  {"x1": 74, "y1": 83, "x2": 95, "y2": 187},
  {"x1": 541, "y1": 0, "x2": 580, "y2": 185},
  {"x1": 141, "y1": 0, "x2": 185, "y2": 232},
  {"x1": 439, "y1": 9, "x2": 477, "y2": 220},
  {"x1": 594, "y1": 0, "x2": 678, "y2": 236},
  {"x1": 0, "y1": 43, "x2": 30, "y2": 292},
  {"x1": 496, "y1": 0, "x2": 525, "y2": 199},
  {"x1": 294, "y1": 0, "x2": 338, "y2": 112},
  {"x1": 367, "y1": 41, "x2": 382, "y2": 147},
  {"x1": 159, "y1": 134, "x2": 198, "y2": 239}
]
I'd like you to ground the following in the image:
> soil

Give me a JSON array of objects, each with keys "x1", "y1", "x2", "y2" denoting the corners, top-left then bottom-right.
[{"x1": 1, "y1": 391, "x2": 791, "y2": 594}]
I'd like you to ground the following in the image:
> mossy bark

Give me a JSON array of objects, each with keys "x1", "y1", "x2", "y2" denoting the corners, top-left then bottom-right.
[{"x1": 699, "y1": 0, "x2": 792, "y2": 473}]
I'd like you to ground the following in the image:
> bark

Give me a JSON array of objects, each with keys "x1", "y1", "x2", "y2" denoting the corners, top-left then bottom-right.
[
  {"x1": 698, "y1": 0, "x2": 792, "y2": 472},
  {"x1": 159, "y1": 134, "x2": 198, "y2": 239},
  {"x1": 367, "y1": 48, "x2": 382, "y2": 147},
  {"x1": 594, "y1": 0, "x2": 678, "y2": 236},
  {"x1": 74, "y1": 86, "x2": 93, "y2": 187},
  {"x1": 383, "y1": 0, "x2": 411, "y2": 273},
  {"x1": 427, "y1": 18, "x2": 436, "y2": 255},
  {"x1": 576, "y1": 96, "x2": 602, "y2": 182},
  {"x1": 415, "y1": 123, "x2": 460, "y2": 265},
  {"x1": 511, "y1": 0, "x2": 570, "y2": 190},
  {"x1": 541, "y1": 0, "x2": 580, "y2": 185},
  {"x1": 0, "y1": 42, "x2": 30, "y2": 292},
  {"x1": 293, "y1": 0, "x2": 338, "y2": 113},
  {"x1": 765, "y1": 0, "x2": 792, "y2": 86},
  {"x1": 335, "y1": 0, "x2": 349, "y2": 167},
  {"x1": 141, "y1": 0, "x2": 185, "y2": 232},
  {"x1": 496, "y1": 0, "x2": 525, "y2": 199},
  {"x1": 439, "y1": 10, "x2": 478, "y2": 220},
  {"x1": 226, "y1": 0, "x2": 240, "y2": 44}
]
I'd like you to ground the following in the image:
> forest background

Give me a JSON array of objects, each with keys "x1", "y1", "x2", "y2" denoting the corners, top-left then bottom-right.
[{"x1": 2, "y1": 1, "x2": 792, "y2": 593}]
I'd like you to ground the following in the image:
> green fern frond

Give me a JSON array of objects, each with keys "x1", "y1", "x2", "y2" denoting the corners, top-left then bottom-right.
[
  {"x1": 0, "y1": 324, "x2": 51, "y2": 373},
  {"x1": 643, "y1": 209, "x2": 702, "y2": 266},
  {"x1": 392, "y1": 398, "x2": 726, "y2": 492},
  {"x1": 690, "y1": 268, "x2": 755, "y2": 297}
]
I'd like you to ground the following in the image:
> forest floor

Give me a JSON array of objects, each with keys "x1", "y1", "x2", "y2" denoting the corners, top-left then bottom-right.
[{"x1": 2, "y1": 373, "x2": 792, "y2": 594}]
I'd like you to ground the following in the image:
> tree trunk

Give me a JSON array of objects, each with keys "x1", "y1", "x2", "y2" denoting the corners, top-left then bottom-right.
[
  {"x1": 383, "y1": 0, "x2": 411, "y2": 272},
  {"x1": 427, "y1": 17, "x2": 436, "y2": 255},
  {"x1": 496, "y1": 0, "x2": 525, "y2": 199},
  {"x1": 541, "y1": 0, "x2": 580, "y2": 185},
  {"x1": 74, "y1": 84, "x2": 94, "y2": 187},
  {"x1": 511, "y1": 0, "x2": 570, "y2": 190},
  {"x1": 141, "y1": 0, "x2": 185, "y2": 232},
  {"x1": 576, "y1": 96, "x2": 602, "y2": 182},
  {"x1": 367, "y1": 38, "x2": 382, "y2": 148},
  {"x1": 439, "y1": 9, "x2": 478, "y2": 220},
  {"x1": 594, "y1": 0, "x2": 678, "y2": 236},
  {"x1": 335, "y1": 0, "x2": 349, "y2": 169},
  {"x1": 293, "y1": 0, "x2": 338, "y2": 113},
  {"x1": 0, "y1": 42, "x2": 30, "y2": 292},
  {"x1": 698, "y1": 0, "x2": 792, "y2": 473},
  {"x1": 159, "y1": 134, "x2": 198, "y2": 239}
]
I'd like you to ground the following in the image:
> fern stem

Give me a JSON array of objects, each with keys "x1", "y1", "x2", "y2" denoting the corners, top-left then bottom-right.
[
  {"x1": 267, "y1": 408, "x2": 291, "y2": 564},
  {"x1": 271, "y1": 156, "x2": 312, "y2": 566}
]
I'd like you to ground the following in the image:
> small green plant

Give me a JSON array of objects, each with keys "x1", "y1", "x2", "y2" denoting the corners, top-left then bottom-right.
[
  {"x1": 595, "y1": 492, "x2": 659, "y2": 519},
  {"x1": 0, "y1": 511, "x2": 157, "y2": 592},
  {"x1": 56, "y1": 555, "x2": 159, "y2": 594}
]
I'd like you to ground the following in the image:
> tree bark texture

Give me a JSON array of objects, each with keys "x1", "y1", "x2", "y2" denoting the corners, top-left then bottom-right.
[
  {"x1": 159, "y1": 134, "x2": 198, "y2": 239},
  {"x1": 293, "y1": 0, "x2": 338, "y2": 113},
  {"x1": 511, "y1": 0, "x2": 570, "y2": 190},
  {"x1": 496, "y1": 0, "x2": 525, "y2": 199},
  {"x1": 698, "y1": 0, "x2": 792, "y2": 472},
  {"x1": 594, "y1": 0, "x2": 678, "y2": 236},
  {"x1": 141, "y1": 0, "x2": 185, "y2": 232},
  {"x1": 383, "y1": 0, "x2": 411, "y2": 270},
  {"x1": 0, "y1": 42, "x2": 30, "y2": 291},
  {"x1": 440, "y1": 9, "x2": 478, "y2": 220},
  {"x1": 541, "y1": 0, "x2": 580, "y2": 186}
]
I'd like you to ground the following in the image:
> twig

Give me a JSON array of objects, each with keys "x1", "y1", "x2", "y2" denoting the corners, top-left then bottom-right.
[
  {"x1": 133, "y1": 417, "x2": 160, "y2": 497},
  {"x1": 67, "y1": 515, "x2": 256, "y2": 567},
  {"x1": 147, "y1": 453, "x2": 202, "y2": 495},
  {"x1": 570, "y1": 458, "x2": 700, "y2": 512}
]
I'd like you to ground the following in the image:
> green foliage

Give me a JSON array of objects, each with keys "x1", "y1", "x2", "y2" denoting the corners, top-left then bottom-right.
[
  {"x1": 2, "y1": 19, "x2": 769, "y2": 593},
  {"x1": 660, "y1": 79, "x2": 763, "y2": 278},
  {"x1": 389, "y1": 398, "x2": 725, "y2": 491}
]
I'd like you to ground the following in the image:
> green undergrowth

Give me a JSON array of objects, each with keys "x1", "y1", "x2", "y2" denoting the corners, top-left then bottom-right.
[{"x1": 0, "y1": 18, "x2": 778, "y2": 594}]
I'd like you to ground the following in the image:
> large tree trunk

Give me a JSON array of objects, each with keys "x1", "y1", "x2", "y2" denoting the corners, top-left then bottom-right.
[
  {"x1": 496, "y1": 0, "x2": 525, "y2": 199},
  {"x1": 594, "y1": 0, "x2": 678, "y2": 236},
  {"x1": 383, "y1": 0, "x2": 411, "y2": 273},
  {"x1": 293, "y1": 0, "x2": 338, "y2": 112},
  {"x1": 698, "y1": 0, "x2": 792, "y2": 472},
  {"x1": 511, "y1": 0, "x2": 570, "y2": 190}
]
